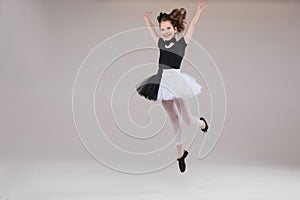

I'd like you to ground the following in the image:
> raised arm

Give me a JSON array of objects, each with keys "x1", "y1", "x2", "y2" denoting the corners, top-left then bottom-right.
[
  {"x1": 144, "y1": 11, "x2": 160, "y2": 44},
  {"x1": 184, "y1": 0, "x2": 207, "y2": 44}
]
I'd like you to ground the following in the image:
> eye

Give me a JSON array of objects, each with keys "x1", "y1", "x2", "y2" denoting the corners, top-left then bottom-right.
[{"x1": 167, "y1": 27, "x2": 171, "y2": 30}]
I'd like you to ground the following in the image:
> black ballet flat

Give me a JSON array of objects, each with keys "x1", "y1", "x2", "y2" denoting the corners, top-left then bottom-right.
[
  {"x1": 177, "y1": 150, "x2": 189, "y2": 173},
  {"x1": 200, "y1": 117, "x2": 209, "y2": 133}
]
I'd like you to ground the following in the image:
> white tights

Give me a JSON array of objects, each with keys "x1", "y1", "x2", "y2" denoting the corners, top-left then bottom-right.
[{"x1": 161, "y1": 98, "x2": 204, "y2": 145}]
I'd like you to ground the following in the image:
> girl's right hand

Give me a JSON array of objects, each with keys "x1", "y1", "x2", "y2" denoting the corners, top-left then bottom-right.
[{"x1": 144, "y1": 11, "x2": 152, "y2": 17}]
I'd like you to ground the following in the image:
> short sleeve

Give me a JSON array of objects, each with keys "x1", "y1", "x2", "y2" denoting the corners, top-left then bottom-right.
[
  {"x1": 157, "y1": 37, "x2": 162, "y2": 48},
  {"x1": 178, "y1": 37, "x2": 187, "y2": 47},
  {"x1": 181, "y1": 36, "x2": 187, "y2": 46},
  {"x1": 175, "y1": 32, "x2": 187, "y2": 47}
]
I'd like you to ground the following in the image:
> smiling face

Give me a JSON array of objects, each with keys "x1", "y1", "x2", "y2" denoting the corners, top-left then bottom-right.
[{"x1": 159, "y1": 20, "x2": 177, "y2": 41}]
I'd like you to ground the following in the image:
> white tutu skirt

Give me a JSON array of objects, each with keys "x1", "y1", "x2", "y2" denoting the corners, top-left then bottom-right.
[
  {"x1": 156, "y1": 69, "x2": 202, "y2": 102},
  {"x1": 135, "y1": 68, "x2": 202, "y2": 102}
]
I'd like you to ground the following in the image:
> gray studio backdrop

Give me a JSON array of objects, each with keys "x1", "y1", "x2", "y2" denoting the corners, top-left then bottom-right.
[{"x1": 1, "y1": 0, "x2": 299, "y2": 168}]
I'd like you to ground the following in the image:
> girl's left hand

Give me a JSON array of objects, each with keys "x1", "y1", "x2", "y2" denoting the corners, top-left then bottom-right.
[{"x1": 197, "y1": 0, "x2": 207, "y2": 11}]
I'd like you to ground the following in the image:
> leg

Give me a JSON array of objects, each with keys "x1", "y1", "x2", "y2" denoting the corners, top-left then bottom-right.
[
  {"x1": 174, "y1": 98, "x2": 206, "y2": 129},
  {"x1": 161, "y1": 100, "x2": 184, "y2": 158}
]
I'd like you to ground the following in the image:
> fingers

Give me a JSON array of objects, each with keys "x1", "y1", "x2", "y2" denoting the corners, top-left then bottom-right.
[
  {"x1": 144, "y1": 11, "x2": 152, "y2": 17},
  {"x1": 198, "y1": 1, "x2": 207, "y2": 10}
]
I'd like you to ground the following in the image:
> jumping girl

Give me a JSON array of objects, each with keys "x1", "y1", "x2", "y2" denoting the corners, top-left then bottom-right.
[{"x1": 135, "y1": 0, "x2": 209, "y2": 173}]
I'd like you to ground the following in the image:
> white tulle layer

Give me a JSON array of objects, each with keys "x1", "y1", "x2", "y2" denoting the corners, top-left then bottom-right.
[{"x1": 156, "y1": 69, "x2": 202, "y2": 102}]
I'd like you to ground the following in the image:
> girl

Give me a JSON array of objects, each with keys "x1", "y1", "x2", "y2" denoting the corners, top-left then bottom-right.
[{"x1": 135, "y1": 0, "x2": 209, "y2": 173}]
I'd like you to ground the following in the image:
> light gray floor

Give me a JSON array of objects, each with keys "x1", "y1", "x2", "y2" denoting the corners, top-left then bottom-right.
[{"x1": 1, "y1": 160, "x2": 300, "y2": 200}]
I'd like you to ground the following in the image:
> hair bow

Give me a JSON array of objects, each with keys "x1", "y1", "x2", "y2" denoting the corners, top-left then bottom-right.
[{"x1": 157, "y1": 12, "x2": 167, "y2": 22}]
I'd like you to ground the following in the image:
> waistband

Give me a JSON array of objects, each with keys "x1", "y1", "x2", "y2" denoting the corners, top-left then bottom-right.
[
  {"x1": 162, "y1": 68, "x2": 181, "y2": 72},
  {"x1": 158, "y1": 66, "x2": 180, "y2": 72}
]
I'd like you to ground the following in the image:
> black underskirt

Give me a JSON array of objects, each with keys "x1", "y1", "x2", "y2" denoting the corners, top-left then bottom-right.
[{"x1": 135, "y1": 69, "x2": 163, "y2": 101}]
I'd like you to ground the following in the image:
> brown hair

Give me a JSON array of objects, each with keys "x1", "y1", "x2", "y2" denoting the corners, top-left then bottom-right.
[{"x1": 157, "y1": 8, "x2": 187, "y2": 32}]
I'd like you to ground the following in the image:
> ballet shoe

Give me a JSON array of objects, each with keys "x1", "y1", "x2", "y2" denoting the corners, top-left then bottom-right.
[
  {"x1": 177, "y1": 150, "x2": 189, "y2": 173},
  {"x1": 200, "y1": 117, "x2": 209, "y2": 133}
]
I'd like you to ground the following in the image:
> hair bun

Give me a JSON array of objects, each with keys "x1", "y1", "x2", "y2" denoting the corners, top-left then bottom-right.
[{"x1": 168, "y1": 8, "x2": 187, "y2": 32}]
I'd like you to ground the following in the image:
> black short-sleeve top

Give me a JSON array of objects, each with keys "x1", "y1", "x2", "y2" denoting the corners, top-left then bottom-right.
[{"x1": 157, "y1": 35, "x2": 187, "y2": 70}]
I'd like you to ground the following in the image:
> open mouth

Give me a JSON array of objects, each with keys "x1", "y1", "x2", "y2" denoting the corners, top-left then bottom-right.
[{"x1": 163, "y1": 33, "x2": 172, "y2": 38}]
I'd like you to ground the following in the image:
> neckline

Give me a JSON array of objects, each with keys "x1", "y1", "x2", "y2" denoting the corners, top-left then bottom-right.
[
  {"x1": 164, "y1": 42, "x2": 175, "y2": 49},
  {"x1": 162, "y1": 37, "x2": 183, "y2": 49}
]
